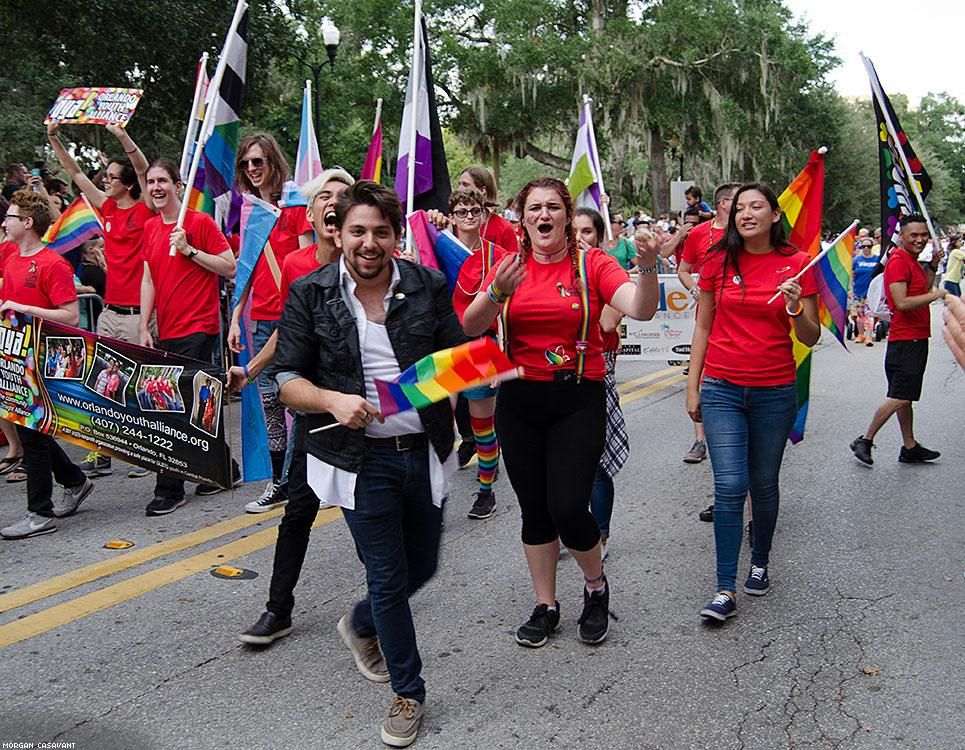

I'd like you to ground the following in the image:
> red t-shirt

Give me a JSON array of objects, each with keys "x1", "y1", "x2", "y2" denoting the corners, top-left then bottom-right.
[
  {"x1": 680, "y1": 221, "x2": 724, "y2": 274},
  {"x1": 2, "y1": 247, "x2": 78, "y2": 310},
  {"x1": 100, "y1": 199, "x2": 154, "y2": 306},
  {"x1": 884, "y1": 248, "x2": 931, "y2": 340},
  {"x1": 481, "y1": 213, "x2": 518, "y2": 254},
  {"x1": 0, "y1": 241, "x2": 19, "y2": 282},
  {"x1": 279, "y1": 244, "x2": 328, "y2": 308},
  {"x1": 250, "y1": 205, "x2": 312, "y2": 320},
  {"x1": 452, "y1": 240, "x2": 509, "y2": 336},
  {"x1": 142, "y1": 210, "x2": 230, "y2": 341},
  {"x1": 483, "y1": 248, "x2": 628, "y2": 381},
  {"x1": 698, "y1": 247, "x2": 817, "y2": 387}
]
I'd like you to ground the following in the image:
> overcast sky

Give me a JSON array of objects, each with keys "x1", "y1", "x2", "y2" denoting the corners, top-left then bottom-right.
[{"x1": 783, "y1": 0, "x2": 964, "y2": 106}]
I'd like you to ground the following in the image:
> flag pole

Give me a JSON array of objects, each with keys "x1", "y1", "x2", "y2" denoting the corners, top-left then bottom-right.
[
  {"x1": 173, "y1": 0, "x2": 248, "y2": 255},
  {"x1": 583, "y1": 95, "x2": 612, "y2": 241},
  {"x1": 373, "y1": 97, "x2": 383, "y2": 136},
  {"x1": 767, "y1": 219, "x2": 860, "y2": 304},
  {"x1": 403, "y1": 0, "x2": 422, "y2": 257},
  {"x1": 180, "y1": 52, "x2": 209, "y2": 181},
  {"x1": 304, "y1": 79, "x2": 315, "y2": 182},
  {"x1": 860, "y1": 52, "x2": 939, "y2": 245}
]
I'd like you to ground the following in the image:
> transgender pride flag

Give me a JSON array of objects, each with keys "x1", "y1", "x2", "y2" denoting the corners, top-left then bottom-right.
[{"x1": 280, "y1": 83, "x2": 322, "y2": 208}]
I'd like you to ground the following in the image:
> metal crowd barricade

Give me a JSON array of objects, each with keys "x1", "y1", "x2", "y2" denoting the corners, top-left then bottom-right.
[{"x1": 77, "y1": 293, "x2": 105, "y2": 333}]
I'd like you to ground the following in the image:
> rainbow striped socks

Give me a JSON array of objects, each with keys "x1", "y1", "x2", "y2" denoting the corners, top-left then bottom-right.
[{"x1": 470, "y1": 415, "x2": 499, "y2": 494}]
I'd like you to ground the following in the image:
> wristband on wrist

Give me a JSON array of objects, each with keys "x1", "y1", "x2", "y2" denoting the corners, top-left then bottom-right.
[
  {"x1": 243, "y1": 364, "x2": 256, "y2": 385},
  {"x1": 637, "y1": 263, "x2": 658, "y2": 275},
  {"x1": 786, "y1": 301, "x2": 804, "y2": 318},
  {"x1": 487, "y1": 283, "x2": 508, "y2": 306},
  {"x1": 124, "y1": 145, "x2": 138, "y2": 154}
]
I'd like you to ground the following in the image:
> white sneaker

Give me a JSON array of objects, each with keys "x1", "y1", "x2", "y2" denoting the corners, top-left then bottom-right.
[
  {"x1": 1, "y1": 512, "x2": 56, "y2": 539},
  {"x1": 52, "y1": 478, "x2": 94, "y2": 518},
  {"x1": 245, "y1": 482, "x2": 288, "y2": 513},
  {"x1": 600, "y1": 539, "x2": 610, "y2": 562}
]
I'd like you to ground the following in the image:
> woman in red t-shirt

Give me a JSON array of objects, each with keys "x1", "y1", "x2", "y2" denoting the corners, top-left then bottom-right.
[
  {"x1": 573, "y1": 207, "x2": 628, "y2": 562},
  {"x1": 226, "y1": 134, "x2": 314, "y2": 502},
  {"x1": 456, "y1": 166, "x2": 519, "y2": 252},
  {"x1": 686, "y1": 183, "x2": 820, "y2": 623},
  {"x1": 464, "y1": 177, "x2": 661, "y2": 648},
  {"x1": 138, "y1": 159, "x2": 237, "y2": 516}
]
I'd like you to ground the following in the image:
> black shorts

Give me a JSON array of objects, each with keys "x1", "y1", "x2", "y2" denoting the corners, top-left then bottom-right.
[{"x1": 884, "y1": 339, "x2": 928, "y2": 401}]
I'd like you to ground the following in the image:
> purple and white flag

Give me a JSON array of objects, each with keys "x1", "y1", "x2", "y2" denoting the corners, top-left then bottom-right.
[{"x1": 395, "y1": 20, "x2": 433, "y2": 204}]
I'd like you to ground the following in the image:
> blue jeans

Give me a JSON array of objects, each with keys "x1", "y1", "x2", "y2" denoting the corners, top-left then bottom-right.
[
  {"x1": 700, "y1": 377, "x2": 796, "y2": 592},
  {"x1": 341, "y1": 443, "x2": 443, "y2": 703},
  {"x1": 589, "y1": 466, "x2": 614, "y2": 540},
  {"x1": 251, "y1": 319, "x2": 279, "y2": 394}
]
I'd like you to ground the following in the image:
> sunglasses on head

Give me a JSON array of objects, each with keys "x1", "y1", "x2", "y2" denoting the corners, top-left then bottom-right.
[{"x1": 239, "y1": 157, "x2": 265, "y2": 171}]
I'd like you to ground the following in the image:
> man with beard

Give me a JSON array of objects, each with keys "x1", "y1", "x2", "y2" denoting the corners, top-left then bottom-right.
[
  {"x1": 851, "y1": 214, "x2": 946, "y2": 466},
  {"x1": 238, "y1": 181, "x2": 465, "y2": 748}
]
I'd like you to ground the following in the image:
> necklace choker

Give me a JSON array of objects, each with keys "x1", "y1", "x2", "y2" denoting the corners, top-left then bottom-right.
[{"x1": 534, "y1": 247, "x2": 567, "y2": 262}]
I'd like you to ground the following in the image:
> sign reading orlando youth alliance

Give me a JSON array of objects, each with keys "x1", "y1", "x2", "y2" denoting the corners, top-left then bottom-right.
[
  {"x1": 0, "y1": 312, "x2": 229, "y2": 488},
  {"x1": 619, "y1": 273, "x2": 695, "y2": 361}
]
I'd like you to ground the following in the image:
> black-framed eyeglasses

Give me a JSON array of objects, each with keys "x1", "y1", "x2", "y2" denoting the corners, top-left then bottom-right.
[
  {"x1": 452, "y1": 207, "x2": 483, "y2": 218},
  {"x1": 239, "y1": 157, "x2": 265, "y2": 171},
  {"x1": 3, "y1": 214, "x2": 25, "y2": 221}
]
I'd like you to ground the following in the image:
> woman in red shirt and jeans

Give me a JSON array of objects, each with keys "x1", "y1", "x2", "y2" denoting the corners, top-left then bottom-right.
[
  {"x1": 686, "y1": 183, "x2": 820, "y2": 622},
  {"x1": 464, "y1": 177, "x2": 660, "y2": 648}
]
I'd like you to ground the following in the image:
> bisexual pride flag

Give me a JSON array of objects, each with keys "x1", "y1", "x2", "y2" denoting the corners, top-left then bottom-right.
[
  {"x1": 406, "y1": 210, "x2": 472, "y2": 291},
  {"x1": 375, "y1": 338, "x2": 519, "y2": 417}
]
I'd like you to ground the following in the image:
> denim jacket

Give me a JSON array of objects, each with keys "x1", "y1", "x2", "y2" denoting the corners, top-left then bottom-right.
[{"x1": 272, "y1": 259, "x2": 467, "y2": 473}]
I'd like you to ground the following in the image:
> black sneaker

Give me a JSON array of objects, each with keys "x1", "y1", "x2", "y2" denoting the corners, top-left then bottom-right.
[
  {"x1": 467, "y1": 491, "x2": 495, "y2": 520},
  {"x1": 850, "y1": 436, "x2": 874, "y2": 465},
  {"x1": 743, "y1": 564, "x2": 769, "y2": 595},
  {"x1": 196, "y1": 461, "x2": 243, "y2": 496},
  {"x1": 898, "y1": 442, "x2": 940, "y2": 463},
  {"x1": 578, "y1": 577, "x2": 610, "y2": 644},
  {"x1": 515, "y1": 602, "x2": 561, "y2": 648},
  {"x1": 80, "y1": 453, "x2": 112, "y2": 478},
  {"x1": 238, "y1": 611, "x2": 292, "y2": 646},
  {"x1": 699, "y1": 504, "x2": 714, "y2": 522},
  {"x1": 457, "y1": 439, "x2": 476, "y2": 468},
  {"x1": 145, "y1": 495, "x2": 186, "y2": 516}
]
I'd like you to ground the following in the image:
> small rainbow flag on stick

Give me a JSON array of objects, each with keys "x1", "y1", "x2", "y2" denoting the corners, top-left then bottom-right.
[
  {"x1": 42, "y1": 195, "x2": 103, "y2": 253},
  {"x1": 815, "y1": 227, "x2": 855, "y2": 347},
  {"x1": 375, "y1": 338, "x2": 520, "y2": 417}
]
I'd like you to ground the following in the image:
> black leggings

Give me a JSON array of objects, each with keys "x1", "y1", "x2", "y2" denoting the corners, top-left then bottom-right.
[{"x1": 495, "y1": 378, "x2": 605, "y2": 550}]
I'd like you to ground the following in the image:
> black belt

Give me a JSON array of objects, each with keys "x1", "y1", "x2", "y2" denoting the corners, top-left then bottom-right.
[
  {"x1": 107, "y1": 304, "x2": 140, "y2": 315},
  {"x1": 364, "y1": 433, "x2": 427, "y2": 452}
]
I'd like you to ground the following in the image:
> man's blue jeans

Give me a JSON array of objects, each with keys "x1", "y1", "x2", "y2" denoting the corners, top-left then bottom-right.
[
  {"x1": 342, "y1": 443, "x2": 443, "y2": 703},
  {"x1": 700, "y1": 377, "x2": 796, "y2": 593}
]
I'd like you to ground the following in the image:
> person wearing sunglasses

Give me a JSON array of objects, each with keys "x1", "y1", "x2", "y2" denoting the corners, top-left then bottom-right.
[
  {"x1": 449, "y1": 188, "x2": 511, "y2": 521},
  {"x1": 226, "y1": 134, "x2": 314, "y2": 508},
  {"x1": 851, "y1": 238, "x2": 881, "y2": 345}
]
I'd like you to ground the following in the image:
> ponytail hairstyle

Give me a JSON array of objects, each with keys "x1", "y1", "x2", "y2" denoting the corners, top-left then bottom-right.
[
  {"x1": 108, "y1": 157, "x2": 141, "y2": 200},
  {"x1": 235, "y1": 133, "x2": 290, "y2": 202},
  {"x1": 514, "y1": 176, "x2": 581, "y2": 292},
  {"x1": 707, "y1": 182, "x2": 793, "y2": 304}
]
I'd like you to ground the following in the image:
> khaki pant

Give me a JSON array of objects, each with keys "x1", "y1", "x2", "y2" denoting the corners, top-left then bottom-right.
[{"x1": 96, "y1": 308, "x2": 157, "y2": 345}]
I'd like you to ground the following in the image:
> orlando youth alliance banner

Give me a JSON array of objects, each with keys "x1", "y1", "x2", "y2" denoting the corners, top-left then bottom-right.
[
  {"x1": 619, "y1": 274, "x2": 696, "y2": 361},
  {"x1": 0, "y1": 312, "x2": 230, "y2": 488}
]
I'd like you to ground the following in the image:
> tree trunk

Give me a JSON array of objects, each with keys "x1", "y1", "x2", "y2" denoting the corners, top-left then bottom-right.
[
  {"x1": 522, "y1": 142, "x2": 570, "y2": 173},
  {"x1": 649, "y1": 126, "x2": 669, "y2": 213},
  {"x1": 492, "y1": 138, "x2": 500, "y2": 188}
]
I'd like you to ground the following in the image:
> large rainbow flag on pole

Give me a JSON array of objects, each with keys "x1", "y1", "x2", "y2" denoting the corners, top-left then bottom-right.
[
  {"x1": 375, "y1": 338, "x2": 519, "y2": 417},
  {"x1": 42, "y1": 196, "x2": 103, "y2": 253},
  {"x1": 778, "y1": 148, "x2": 825, "y2": 444}
]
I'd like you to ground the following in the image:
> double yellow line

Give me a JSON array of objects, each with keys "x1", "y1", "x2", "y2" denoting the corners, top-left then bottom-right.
[
  {"x1": 0, "y1": 506, "x2": 342, "y2": 649},
  {"x1": 0, "y1": 366, "x2": 687, "y2": 649}
]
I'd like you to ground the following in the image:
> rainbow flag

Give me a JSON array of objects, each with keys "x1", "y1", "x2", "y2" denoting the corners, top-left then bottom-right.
[
  {"x1": 361, "y1": 119, "x2": 383, "y2": 182},
  {"x1": 815, "y1": 229, "x2": 855, "y2": 347},
  {"x1": 42, "y1": 196, "x2": 103, "y2": 253},
  {"x1": 375, "y1": 338, "x2": 519, "y2": 417},
  {"x1": 778, "y1": 149, "x2": 825, "y2": 444},
  {"x1": 406, "y1": 210, "x2": 472, "y2": 291}
]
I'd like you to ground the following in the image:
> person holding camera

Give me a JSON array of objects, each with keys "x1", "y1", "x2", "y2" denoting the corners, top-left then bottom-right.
[{"x1": 463, "y1": 177, "x2": 661, "y2": 648}]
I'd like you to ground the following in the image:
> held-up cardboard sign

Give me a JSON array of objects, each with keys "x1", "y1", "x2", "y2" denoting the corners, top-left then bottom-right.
[{"x1": 45, "y1": 87, "x2": 143, "y2": 128}]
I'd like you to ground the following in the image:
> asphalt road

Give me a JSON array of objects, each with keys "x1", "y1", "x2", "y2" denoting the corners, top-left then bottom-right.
[{"x1": 0, "y1": 305, "x2": 962, "y2": 750}]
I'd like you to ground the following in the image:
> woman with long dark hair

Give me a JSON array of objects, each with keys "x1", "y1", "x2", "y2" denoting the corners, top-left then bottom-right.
[
  {"x1": 686, "y1": 183, "x2": 820, "y2": 622},
  {"x1": 227, "y1": 133, "x2": 314, "y2": 507},
  {"x1": 464, "y1": 177, "x2": 660, "y2": 647}
]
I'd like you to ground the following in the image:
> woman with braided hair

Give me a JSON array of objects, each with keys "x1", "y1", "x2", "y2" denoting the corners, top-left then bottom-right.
[{"x1": 463, "y1": 177, "x2": 661, "y2": 648}]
